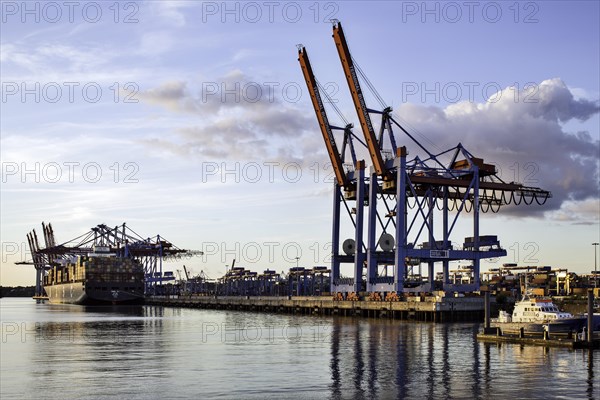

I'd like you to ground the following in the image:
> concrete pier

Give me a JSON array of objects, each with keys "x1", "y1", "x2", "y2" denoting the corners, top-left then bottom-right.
[
  {"x1": 146, "y1": 295, "x2": 486, "y2": 322},
  {"x1": 476, "y1": 330, "x2": 600, "y2": 348}
]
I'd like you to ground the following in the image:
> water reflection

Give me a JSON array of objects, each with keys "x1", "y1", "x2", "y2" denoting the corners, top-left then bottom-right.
[
  {"x1": 329, "y1": 320, "x2": 341, "y2": 398},
  {"x1": 1, "y1": 299, "x2": 597, "y2": 399},
  {"x1": 367, "y1": 322, "x2": 378, "y2": 397},
  {"x1": 587, "y1": 349, "x2": 595, "y2": 400},
  {"x1": 16, "y1": 302, "x2": 171, "y2": 398},
  {"x1": 353, "y1": 322, "x2": 365, "y2": 398},
  {"x1": 327, "y1": 318, "x2": 598, "y2": 400}
]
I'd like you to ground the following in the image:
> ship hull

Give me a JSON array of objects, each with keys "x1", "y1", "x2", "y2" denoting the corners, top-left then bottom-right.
[
  {"x1": 491, "y1": 317, "x2": 587, "y2": 333},
  {"x1": 44, "y1": 282, "x2": 144, "y2": 305}
]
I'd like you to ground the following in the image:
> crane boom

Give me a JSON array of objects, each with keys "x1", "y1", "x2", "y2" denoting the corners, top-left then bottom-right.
[
  {"x1": 298, "y1": 46, "x2": 349, "y2": 188},
  {"x1": 332, "y1": 21, "x2": 387, "y2": 179}
]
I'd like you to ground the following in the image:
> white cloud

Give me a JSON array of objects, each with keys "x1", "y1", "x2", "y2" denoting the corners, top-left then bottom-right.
[
  {"x1": 147, "y1": 1, "x2": 194, "y2": 27},
  {"x1": 137, "y1": 80, "x2": 194, "y2": 112},
  {"x1": 138, "y1": 31, "x2": 175, "y2": 56},
  {"x1": 136, "y1": 76, "x2": 599, "y2": 222},
  {"x1": 546, "y1": 199, "x2": 600, "y2": 225},
  {"x1": 136, "y1": 70, "x2": 317, "y2": 164},
  {"x1": 394, "y1": 78, "x2": 599, "y2": 220}
]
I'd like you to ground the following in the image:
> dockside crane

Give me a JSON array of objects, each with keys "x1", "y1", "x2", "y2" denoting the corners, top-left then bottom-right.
[
  {"x1": 301, "y1": 21, "x2": 552, "y2": 295},
  {"x1": 299, "y1": 43, "x2": 371, "y2": 293},
  {"x1": 298, "y1": 44, "x2": 359, "y2": 192},
  {"x1": 331, "y1": 20, "x2": 396, "y2": 188}
]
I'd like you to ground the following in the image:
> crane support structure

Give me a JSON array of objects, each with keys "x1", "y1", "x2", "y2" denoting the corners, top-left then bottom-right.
[
  {"x1": 332, "y1": 21, "x2": 388, "y2": 180},
  {"x1": 300, "y1": 21, "x2": 552, "y2": 295},
  {"x1": 298, "y1": 46, "x2": 349, "y2": 188}
]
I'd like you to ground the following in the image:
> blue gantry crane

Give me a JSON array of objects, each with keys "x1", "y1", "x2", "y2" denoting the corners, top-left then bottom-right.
[{"x1": 300, "y1": 21, "x2": 552, "y2": 296}]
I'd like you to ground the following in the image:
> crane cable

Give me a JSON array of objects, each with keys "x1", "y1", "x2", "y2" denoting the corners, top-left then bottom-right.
[
  {"x1": 316, "y1": 78, "x2": 349, "y2": 126},
  {"x1": 352, "y1": 57, "x2": 448, "y2": 161},
  {"x1": 352, "y1": 56, "x2": 387, "y2": 109}
]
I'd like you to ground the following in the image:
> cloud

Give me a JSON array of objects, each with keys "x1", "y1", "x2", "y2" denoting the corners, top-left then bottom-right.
[
  {"x1": 147, "y1": 1, "x2": 194, "y2": 27},
  {"x1": 137, "y1": 75, "x2": 598, "y2": 221},
  {"x1": 546, "y1": 199, "x2": 600, "y2": 225},
  {"x1": 0, "y1": 40, "x2": 150, "y2": 84},
  {"x1": 137, "y1": 80, "x2": 196, "y2": 112},
  {"x1": 232, "y1": 49, "x2": 258, "y2": 62},
  {"x1": 394, "y1": 78, "x2": 599, "y2": 220},
  {"x1": 137, "y1": 71, "x2": 316, "y2": 163},
  {"x1": 137, "y1": 31, "x2": 176, "y2": 56},
  {"x1": 2, "y1": 42, "x2": 107, "y2": 73}
]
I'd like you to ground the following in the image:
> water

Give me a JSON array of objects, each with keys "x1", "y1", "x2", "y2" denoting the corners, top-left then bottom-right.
[{"x1": 1, "y1": 298, "x2": 597, "y2": 399}]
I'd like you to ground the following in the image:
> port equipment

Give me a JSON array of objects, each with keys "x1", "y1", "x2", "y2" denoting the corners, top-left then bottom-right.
[
  {"x1": 257, "y1": 269, "x2": 281, "y2": 296},
  {"x1": 288, "y1": 266, "x2": 308, "y2": 296},
  {"x1": 301, "y1": 21, "x2": 552, "y2": 294},
  {"x1": 298, "y1": 43, "x2": 372, "y2": 294},
  {"x1": 218, "y1": 266, "x2": 259, "y2": 296},
  {"x1": 310, "y1": 266, "x2": 331, "y2": 295},
  {"x1": 284, "y1": 266, "x2": 331, "y2": 296},
  {"x1": 181, "y1": 267, "x2": 212, "y2": 295},
  {"x1": 22, "y1": 222, "x2": 202, "y2": 297}
]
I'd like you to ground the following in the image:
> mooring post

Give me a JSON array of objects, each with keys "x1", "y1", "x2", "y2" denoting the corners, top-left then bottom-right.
[
  {"x1": 484, "y1": 290, "x2": 491, "y2": 330},
  {"x1": 588, "y1": 290, "x2": 594, "y2": 344}
]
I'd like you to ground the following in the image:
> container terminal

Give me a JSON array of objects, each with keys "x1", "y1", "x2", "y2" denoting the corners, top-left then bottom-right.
[{"x1": 19, "y1": 22, "x2": 599, "y2": 344}]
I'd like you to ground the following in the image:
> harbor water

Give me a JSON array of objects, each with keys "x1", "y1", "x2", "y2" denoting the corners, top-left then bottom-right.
[{"x1": 1, "y1": 298, "x2": 597, "y2": 399}]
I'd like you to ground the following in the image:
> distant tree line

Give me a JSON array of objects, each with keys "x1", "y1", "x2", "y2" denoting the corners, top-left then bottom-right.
[{"x1": 0, "y1": 286, "x2": 35, "y2": 297}]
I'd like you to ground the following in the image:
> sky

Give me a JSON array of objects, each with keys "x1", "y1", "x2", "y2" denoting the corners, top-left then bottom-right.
[{"x1": 1, "y1": 0, "x2": 599, "y2": 286}]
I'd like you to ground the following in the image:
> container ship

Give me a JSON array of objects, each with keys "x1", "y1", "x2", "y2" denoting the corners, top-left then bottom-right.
[{"x1": 43, "y1": 246, "x2": 145, "y2": 305}]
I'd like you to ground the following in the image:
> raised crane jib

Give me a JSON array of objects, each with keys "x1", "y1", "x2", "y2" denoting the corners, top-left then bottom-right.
[
  {"x1": 298, "y1": 45, "x2": 349, "y2": 188},
  {"x1": 332, "y1": 21, "x2": 388, "y2": 179}
]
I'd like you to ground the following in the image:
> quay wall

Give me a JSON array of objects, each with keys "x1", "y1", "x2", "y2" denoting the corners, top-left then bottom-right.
[{"x1": 146, "y1": 295, "x2": 485, "y2": 322}]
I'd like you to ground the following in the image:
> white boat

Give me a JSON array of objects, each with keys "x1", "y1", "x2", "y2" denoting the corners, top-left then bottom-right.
[{"x1": 492, "y1": 293, "x2": 586, "y2": 333}]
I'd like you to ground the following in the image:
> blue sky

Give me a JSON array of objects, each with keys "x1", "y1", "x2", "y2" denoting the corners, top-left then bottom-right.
[{"x1": 1, "y1": 1, "x2": 599, "y2": 286}]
